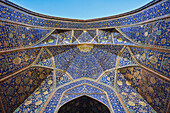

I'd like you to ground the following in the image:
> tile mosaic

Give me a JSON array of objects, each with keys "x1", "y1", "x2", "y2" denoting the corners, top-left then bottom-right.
[
  {"x1": 55, "y1": 71, "x2": 71, "y2": 87},
  {"x1": 0, "y1": 22, "x2": 50, "y2": 50},
  {"x1": 0, "y1": 0, "x2": 169, "y2": 112},
  {"x1": 99, "y1": 71, "x2": 115, "y2": 87},
  {"x1": 0, "y1": 48, "x2": 40, "y2": 79},
  {"x1": 65, "y1": 85, "x2": 103, "y2": 94},
  {"x1": 96, "y1": 30, "x2": 113, "y2": 44},
  {"x1": 34, "y1": 48, "x2": 53, "y2": 67},
  {"x1": 120, "y1": 19, "x2": 170, "y2": 48},
  {"x1": 117, "y1": 70, "x2": 156, "y2": 113},
  {"x1": 130, "y1": 47, "x2": 170, "y2": 77},
  {"x1": 118, "y1": 66, "x2": 169, "y2": 113},
  {"x1": 14, "y1": 71, "x2": 54, "y2": 113},
  {"x1": 119, "y1": 48, "x2": 137, "y2": 67},
  {"x1": 74, "y1": 30, "x2": 83, "y2": 38},
  {"x1": 0, "y1": 0, "x2": 169, "y2": 28},
  {"x1": 0, "y1": 67, "x2": 52, "y2": 113},
  {"x1": 87, "y1": 30, "x2": 97, "y2": 38},
  {"x1": 77, "y1": 31, "x2": 93, "y2": 43},
  {"x1": 57, "y1": 30, "x2": 73, "y2": 45},
  {"x1": 34, "y1": 35, "x2": 57, "y2": 47},
  {"x1": 67, "y1": 52, "x2": 103, "y2": 79}
]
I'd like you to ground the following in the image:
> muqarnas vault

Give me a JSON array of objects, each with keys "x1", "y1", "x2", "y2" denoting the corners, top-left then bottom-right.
[{"x1": 0, "y1": 0, "x2": 169, "y2": 113}]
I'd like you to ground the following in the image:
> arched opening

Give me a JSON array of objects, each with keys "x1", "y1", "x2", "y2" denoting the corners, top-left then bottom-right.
[{"x1": 58, "y1": 96, "x2": 111, "y2": 113}]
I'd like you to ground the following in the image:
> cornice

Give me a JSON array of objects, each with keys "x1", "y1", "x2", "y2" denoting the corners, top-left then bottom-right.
[{"x1": 0, "y1": 0, "x2": 163, "y2": 22}]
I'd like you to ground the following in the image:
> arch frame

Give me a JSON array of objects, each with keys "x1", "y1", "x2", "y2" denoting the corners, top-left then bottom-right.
[
  {"x1": 39, "y1": 79, "x2": 128, "y2": 113},
  {"x1": 54, "y1": 83, "x2": 114, "y2": 113}
]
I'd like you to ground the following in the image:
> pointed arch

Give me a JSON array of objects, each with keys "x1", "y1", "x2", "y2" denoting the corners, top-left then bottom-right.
[{"x1": 57, "y1": 95, "x2": 111, "y2": 113}]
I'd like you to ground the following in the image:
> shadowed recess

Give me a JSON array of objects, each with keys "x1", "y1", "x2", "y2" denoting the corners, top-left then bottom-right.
[
  {"x1": 58, "y1": 96, "x2": 110, "y2": 113},
  {"x1": 118, "y1": 66, "x2": 169, "y2": 113},
  {"x1": 0, "y1": 67, "x2": 52, "y2": 113}
]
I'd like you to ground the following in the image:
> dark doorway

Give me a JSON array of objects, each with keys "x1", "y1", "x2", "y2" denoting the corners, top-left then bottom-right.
[{"x1": 58, "y1": 96, "x2": 110, "y2": 113}]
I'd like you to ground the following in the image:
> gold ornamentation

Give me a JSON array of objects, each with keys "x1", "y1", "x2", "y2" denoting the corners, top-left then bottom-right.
[
  {"x1": 22, "y1": 34, "x2": 25, "y2": 38},
  {"x1": 124, "y1": 58, "x2": 128, "y2": 61},
  {"x1": 131, "y1": 92, "x2": 136, "y2": 96},
  {"x1": 134, "y1": 71, "x2": 139, "y2": 77},
  {"x1": 24, "y1": 54, "x2": 29, "y2": 61},
  {"x1": 4, "y1": 41, "x2": 9, "y2": 46},
  {"x1": 28, "y1": 71, "x2": 32, "y2": 76},
  {"x1": 149, "y1": 56, "x2": 158, "y2": 64},
  {"x1": 148, "y1": 87, "x2": 154, "y2": 93},
  {"x1": 35, "y1": 91, "x2": 40, "y2": 95},
  {"x1": 146, "y1": 95, "x2": 152, "y2": 103},
  {"x1": 44, "y1": 91, "x2": 48, "y2": 95},
  {"x1": 31, "y1": 34, "x2": 34, "y2": 38},
  {"x1": 48, "y1": 39, "x2": 54, "y2": 43},
  {"x1": 165, "y1": 18, "x2": 170, "y2": 23},
  {"x1": 136, "y1": 32, "x2": 139, "y2": 36},
  {"x1": 141, "y1": 53, "x2": 146, "y2": 60},
  {"x1": 117, "y1": 81, "x2": 123, "y2": 85},
  {"x1": 25, "y1": 100, "x2": 32, "y2": 105},
  {"x1": 77, "y1": 44, "x2": 93, "y2": 52},
  {"x1": 127, "y1": 73, "x2": 133, "y2": 79},
  {"x1": 117, "y1": 38, "x2": 123, "y2": 42},
  {"x1": 40, "y1": 74, "x2": 45, "y2": 79},
  {"x1": 126, "y1": 81, "x2": 131, "y2": 85},
  {"x1": 43, "y1": 59, "x2": 47, "y2": 62},
  {"x1": 144, "y1": 32, "x2": 148, "y2": 36},
  {"x1": 128, "y1": 101, "x2": 135, "y2": 106},
  {"x1": 8, "y1": 33, "x2": 13, "y2": 38},
  {"x1": 129, "y1": 67, "x2": 134, "y2": 73},
  {"x1": 15, "y1": 77, "x2": 21, "y2": 84},
  {"x1": 121, "y1": 92, "x2": 127, "y2": 95},
  {"x1": 139, "y1": 101, "x2": 146, "y2": 106},
  {"x1": 48, "y1": 80, "x2": 53, "y2": 85},
  {"x1": 13, "y1": 57, "x2": 21, "y2": 65},
  {"x1": 0, "y1": 22, "x2": 5, "y2": 26},
  {"x1": 107, "y1": 77, "x2": 110, "y2": 81},
  {"x1": 35, "y1": 100, "x2": 42, "y2": 105},
  {"x1": 161, "y1": 38, "x2": 166, "y2": 44},
  {"x1": 150, "y1": 77, "x2": 156, "y2": 84},
  {"x1": 104, "y1": 36, "x2": 107, "y2": 39},
  {"x1": 38, "y1": 68, "x2": 44, "y2": 72}
]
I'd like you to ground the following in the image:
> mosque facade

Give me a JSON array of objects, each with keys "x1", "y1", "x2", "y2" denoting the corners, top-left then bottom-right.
[{"x1": 0, "y1": 0, "x2": 169, "y2": 113}]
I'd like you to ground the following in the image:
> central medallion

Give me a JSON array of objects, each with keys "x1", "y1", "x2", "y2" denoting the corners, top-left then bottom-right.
[{"x1": 77, "y1": 44, "x2": 93, "y2": 52}]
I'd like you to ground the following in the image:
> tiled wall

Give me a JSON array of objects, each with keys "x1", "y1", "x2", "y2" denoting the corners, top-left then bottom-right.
[
  {"x1": 118, "y1": 66, "x2": 169, "y2": 113},
  {"x1": 0, "y1": 22, "x2": 50, "y2": 50},
  {"x1": 0, "y1": 48, "x2": 40, "y2": 78},
  {"x1": 0, "y1": 0, "x2": 169, "y2": 28},
  {"x1": 119, "y1": 18, "x2": 170, "y2": 49},
  {"x1": 131, "y1": 47, "x2": 170, "y2": 77},
  {"x1": 0, "y1": 0, "x2": 169, "y2": 113},
  {"x1": 0, "y1": 67, "x2": 52, "y2": 113}
]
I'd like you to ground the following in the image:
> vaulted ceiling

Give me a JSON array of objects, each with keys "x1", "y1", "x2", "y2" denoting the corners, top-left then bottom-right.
[{"x1": 0, "y1": 0, "x2": 169, "y2": 113}]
